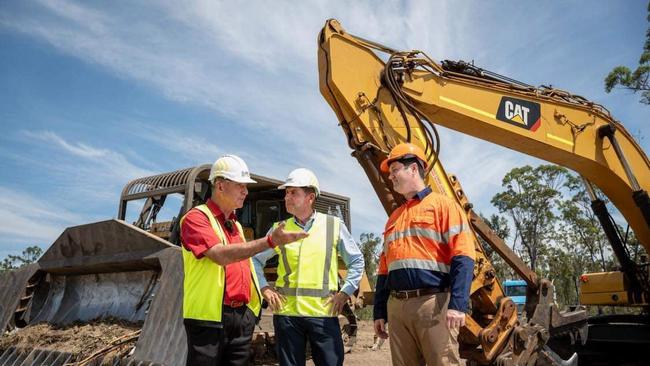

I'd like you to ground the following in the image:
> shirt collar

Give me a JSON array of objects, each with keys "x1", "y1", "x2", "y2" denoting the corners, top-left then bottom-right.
[
  {"x1": 414, "y1": 186, "x2": 432, "y2": 201},
  {"x1": 293, "y1": 210, "x2": 316, "y2": 229},
  {"x1": 206, "y1": 198, "x2": 237, "y2": 221}
]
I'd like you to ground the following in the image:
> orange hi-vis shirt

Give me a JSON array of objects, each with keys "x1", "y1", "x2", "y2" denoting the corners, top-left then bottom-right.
[{"x1": 374, "y1": 187, "x2": 476, "y2": 320}]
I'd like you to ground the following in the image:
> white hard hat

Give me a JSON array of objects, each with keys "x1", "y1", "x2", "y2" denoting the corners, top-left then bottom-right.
[
  {"x1": 278, "y1": 168, "x2": 320, "y2": 196},
  {"x1": 209, "y1": 154, "x2": 257, "y2": 184}
]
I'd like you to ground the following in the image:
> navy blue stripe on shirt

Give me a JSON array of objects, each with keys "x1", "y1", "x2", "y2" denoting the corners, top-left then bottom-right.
[
  {"x1": 373, "y1": 255, "x2": 474, "y2": 320},
  {"x1": 414, "y1": 186, "x2": 432, "y2": 200}
]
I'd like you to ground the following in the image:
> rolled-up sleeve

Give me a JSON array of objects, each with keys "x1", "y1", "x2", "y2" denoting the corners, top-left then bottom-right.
[{"x1": 337, "y1": 220, "x2": 364, "y2": 296}]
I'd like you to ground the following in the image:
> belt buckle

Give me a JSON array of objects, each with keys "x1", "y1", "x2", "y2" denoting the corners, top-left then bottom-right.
[
  {"x1": 228, "y1": 300, "x2": 244, "y2": 308},
  {"x1": 404, "y1": 290, "x2": 417, "y2": 299},
  {"x1": 396, "y1": 289, "x2": 423, "y2": 299}
]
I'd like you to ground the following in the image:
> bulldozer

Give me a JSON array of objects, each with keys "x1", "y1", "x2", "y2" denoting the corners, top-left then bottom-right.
[
  {"x1": 3, "y1": 17, "x2": 649, "y2": 366},
  {"x1": 0, "y1": 164, "x2": 372, "y2": 365}
]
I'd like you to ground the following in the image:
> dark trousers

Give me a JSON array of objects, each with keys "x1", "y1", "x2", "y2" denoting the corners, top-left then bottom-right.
[
  {"x1": 184, "y1": 306, "x2": 256, "y2": 366},
  {"x1": 273, "y1": 315, "x2": 343, "y2": 366}
]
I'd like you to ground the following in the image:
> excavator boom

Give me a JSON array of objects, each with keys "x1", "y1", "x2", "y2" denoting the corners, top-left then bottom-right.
[{"x1": 318, "y1": 19, "x2": 650, "y2": 365}]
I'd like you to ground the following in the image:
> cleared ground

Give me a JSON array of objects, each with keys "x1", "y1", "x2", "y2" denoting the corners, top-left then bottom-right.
[
  {"x1": 312, "y1": 320, "x2": 392, "y2": 366},
  {"x1": 0, "y1": 319, "x2": 141, "y2": 362},
  {"x1": 0, "y1": 318, "x2": 391, "y2": 365}
]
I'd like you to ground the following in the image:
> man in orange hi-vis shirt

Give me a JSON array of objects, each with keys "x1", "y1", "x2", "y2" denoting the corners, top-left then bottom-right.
[{"x1": 373, "y1": 143, "x2": 476, "y2": 366}]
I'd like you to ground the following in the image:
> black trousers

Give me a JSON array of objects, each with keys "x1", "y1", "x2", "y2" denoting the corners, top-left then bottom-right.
[
  {"x1": 273, "y1": 315, "x2": 344, "y2": 366},
  {"x1": 184, "y1": 306, "x2": 256, "y2": 366}
]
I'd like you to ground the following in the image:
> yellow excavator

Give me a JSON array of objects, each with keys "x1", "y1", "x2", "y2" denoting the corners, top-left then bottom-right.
[{"x1": 318, "y1": 19, "x2": 649, "y2": 365}]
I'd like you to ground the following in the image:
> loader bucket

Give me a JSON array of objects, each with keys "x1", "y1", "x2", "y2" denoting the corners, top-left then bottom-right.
[
  {"x1": 0, "y1": 219, "x2": 186, "y2": 365},
  {"x1": 0, "y1": 164, "x2": 363, "y2": 365}
]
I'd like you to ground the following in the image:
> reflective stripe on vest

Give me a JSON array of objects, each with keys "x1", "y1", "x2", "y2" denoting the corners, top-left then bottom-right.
[
  {"x1": 274, "y1": 213, "x2": 339, "y2": 317},
  {"x1": 181, "y1": 204, "x2": 262, "y2": 322},
  {"x1": 387, "y1": 258, "x2": 450, "y2": 273},
  {"x1": 384, "y1": 223, "x2": 468, "y2": 249},
  {"x1": 381, "y1": 193, "x2": 473, "y2": 273}
]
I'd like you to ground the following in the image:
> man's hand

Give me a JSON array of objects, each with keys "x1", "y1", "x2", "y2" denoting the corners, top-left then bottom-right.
[
  {"x1": 270, "y1": 221, "x2": 308, "y2": 247},
  {"x1": 446, "y1": 309, "x2": 466, "y2": 329},
  {"x1": 261, "y1": 286, "x2": 285, "y2": 312},
  {"x1": 374, "y1": 319, "x2": 388, "y2": 339},
  {"x1": 325, "y1": 291, "x2": 349, "y2": 316}
]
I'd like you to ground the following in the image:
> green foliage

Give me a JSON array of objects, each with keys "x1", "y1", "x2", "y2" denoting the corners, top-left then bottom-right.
[
  {"x1": 358, "y1": 232, "x2": 382, "y2": 287},
  {"x1": 0, "y1": 246, "x2": 43, "y2": 272},
  {"x1": 556, "y1": 175, "x2": 613, "y2": 272},
  {"x1": 626, "y1": 230, "x2": 648, "y2": 264},
  {"x1": 489, "y1": 163, "x2": 648, "y2": 309},
  {"x1": 604, "y1": 2, "x2": 650, "y2": 104},
  {"x1": 354, "y1": 233, "x2": 382, "y2": 320},
  {"x1": 546, "y1": 247, "x2": 580, "y2": 307},
  {"x1": 478, "y1": 213, "x2": 515, "y2": 280},
  {"x1": 491, "y1": 165, "x2": 569, "y2": 272}
]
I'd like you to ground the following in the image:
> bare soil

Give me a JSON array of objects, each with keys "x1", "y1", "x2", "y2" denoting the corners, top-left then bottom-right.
[
  {"x1": 326, "y1": 320, "x2": 392, "y2": 366},
  {"x1": 0, "y1": 319, "x2": 142, "y2": 362},
  {"x1": 1, "y1": 318, "x2": 389, "y2": 365},
  {"x1": 255, "y1": 314, "x2": 392, "y2": 366}
]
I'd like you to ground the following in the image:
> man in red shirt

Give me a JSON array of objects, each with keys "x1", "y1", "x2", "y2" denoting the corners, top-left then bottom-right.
[{"x1": 181, "y1": 154, "x2": 308, "y2": 366}]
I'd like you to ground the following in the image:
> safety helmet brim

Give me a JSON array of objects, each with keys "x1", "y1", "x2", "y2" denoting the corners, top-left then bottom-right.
[
  {"x1": 278, "y1": 182, "x2": 319, "y2": 195},
  {"x1": 380, "y1": 154, "x2": 423, "y2": 173},
  {"x1": 230, "y1": 176, "x2": 257, "y2": 184},
  {"x1": 380, "y1": 158, "x2": 392, "y2": 173}
]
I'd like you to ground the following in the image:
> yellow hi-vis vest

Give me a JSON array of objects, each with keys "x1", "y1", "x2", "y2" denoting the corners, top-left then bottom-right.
[
  {"x1": 274, "y1": 213, "x2": 340, "y2": 317},
  {"x1": 181, "y1": 204, "x2": 262, "y2": 323}
]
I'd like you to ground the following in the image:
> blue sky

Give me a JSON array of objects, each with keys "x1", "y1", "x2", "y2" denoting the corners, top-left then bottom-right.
[{"x1": 0, "y1": 0, "x2": 648, "y2": 259}]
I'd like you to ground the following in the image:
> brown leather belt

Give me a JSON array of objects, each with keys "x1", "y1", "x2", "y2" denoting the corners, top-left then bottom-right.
[{"x1": 390, "y1": 287, "x2": 449, "y2": 300}]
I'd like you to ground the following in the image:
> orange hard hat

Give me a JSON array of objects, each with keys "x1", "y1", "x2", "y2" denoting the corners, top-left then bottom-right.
[{"x1": 380, "y1": 143, "x2": 428, "y2": 173}]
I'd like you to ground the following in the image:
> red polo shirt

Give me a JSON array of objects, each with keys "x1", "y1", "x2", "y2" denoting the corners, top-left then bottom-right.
[{"x1": 180, "y1": 199, "x2": 251, "y2": 305}]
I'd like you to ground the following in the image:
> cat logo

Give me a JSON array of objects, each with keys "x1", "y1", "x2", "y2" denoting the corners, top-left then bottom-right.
[{"x1": 496, "y1": 97, "x2": 541, "y2": 131}]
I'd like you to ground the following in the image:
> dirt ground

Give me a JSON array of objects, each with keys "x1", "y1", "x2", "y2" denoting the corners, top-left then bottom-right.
[
  {"x1": 0, "y1": 319, "x2": 142, "y2": 362},
  {"x1": 1, "y1": 318, "x2": 389, "y2": 365},
  {"x1": 319, "y1": 319, "x2": 392, "y2": 366},
  {"x1": 254, "y1": 313, "x2": 392, "y2": 366}
]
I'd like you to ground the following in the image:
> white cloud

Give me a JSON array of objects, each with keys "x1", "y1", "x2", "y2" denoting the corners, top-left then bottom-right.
[
  {"x1": 0, "y1": 0, "x2": 558, "y2": 237},
  {"x1": 0, "y1": 129, "x2": 162, "y2": 255},
  {"x1": 22, "y1": 130, "x2": 154, "y2": 183},
  {"x1": 24, "y1": 130, "x2": 107, "y2": 158},
  {"x1": 0, "y1": 187, "x2": 81, "y2": 243},
  {"x1": 1, "y1": 0, "x2": 647, "y2": 242},
  {"x1": 127, "y1": 124, "x2": 225, "y2": 165},
  {"x1": 437, "y1": 129, "x2": 543, "y2": 202}
]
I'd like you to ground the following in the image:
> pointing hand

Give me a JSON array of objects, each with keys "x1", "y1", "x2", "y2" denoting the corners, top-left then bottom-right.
[{"x1": 270, "y1": 221, "x2": 308, "y2": 247}]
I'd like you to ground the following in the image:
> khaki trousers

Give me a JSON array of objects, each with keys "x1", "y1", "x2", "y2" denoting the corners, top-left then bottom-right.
[{"x1": 387, "y1": 292, "x2": 462, "y2": 366}]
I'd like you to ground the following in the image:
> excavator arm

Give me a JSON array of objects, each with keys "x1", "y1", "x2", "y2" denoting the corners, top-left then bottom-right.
[{"x1": 318, "y1": 19, "x2": 649, "y2": 365}]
